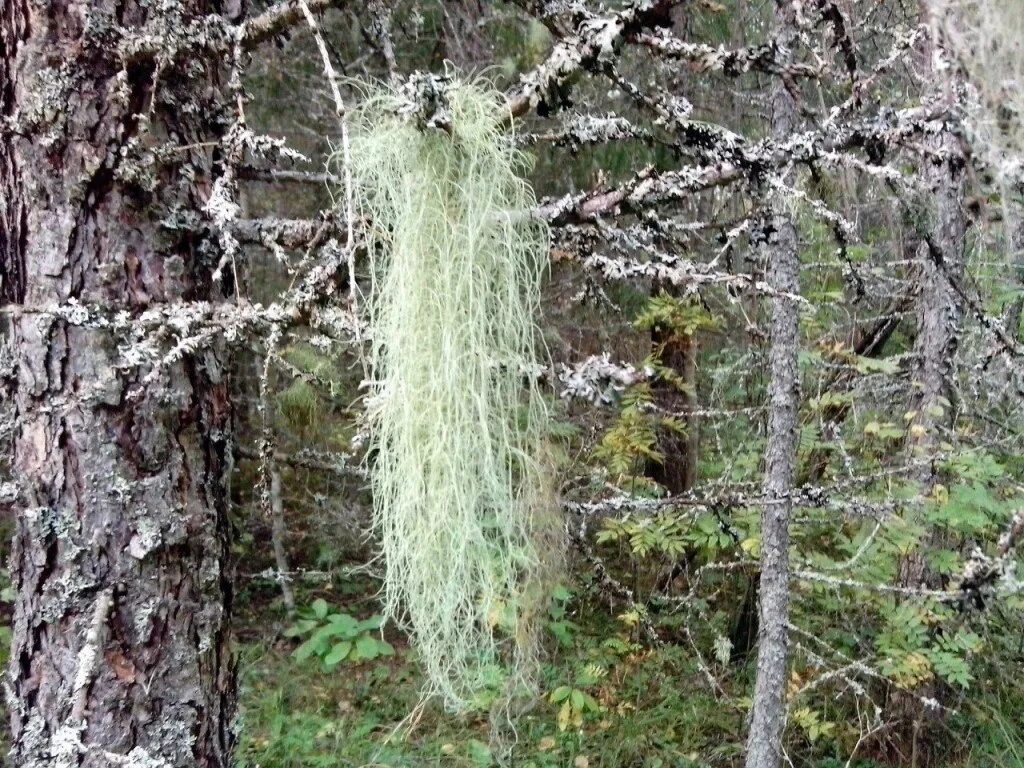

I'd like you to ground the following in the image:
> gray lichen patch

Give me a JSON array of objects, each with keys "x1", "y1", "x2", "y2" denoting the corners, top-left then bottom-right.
[
  {"x1": 23, "y1": 506, "x2": 82, "y2": 551},
  {"x1": 39, "y1": 572, "x2": 95, "y2": 624},
  {"x1": 128, "y1": 517, "x2": 163, "y2": 561},
  {"x1": 16, "y1": 66, "x2": 75, "y2": 144}
]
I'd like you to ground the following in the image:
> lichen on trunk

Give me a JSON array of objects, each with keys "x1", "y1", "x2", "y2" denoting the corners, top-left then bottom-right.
[{"x1": 1, "y1": 1, "x2": 238, "y2": 765}]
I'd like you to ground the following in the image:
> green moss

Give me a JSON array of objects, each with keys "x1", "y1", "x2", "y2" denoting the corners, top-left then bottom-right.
[{"x1": 277, "y1": 379, "x2": 322, "y2": 432}]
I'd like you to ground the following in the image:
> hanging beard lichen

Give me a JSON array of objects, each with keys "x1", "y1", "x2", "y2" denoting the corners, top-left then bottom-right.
[
  {"x1": 340, "y1": 74, "x2": 560, "y2": 711},
  {"x1": 937, "y1": 0, "x2": 1024, "y2": 183}
]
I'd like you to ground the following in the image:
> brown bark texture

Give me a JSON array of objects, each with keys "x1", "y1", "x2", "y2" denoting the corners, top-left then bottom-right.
[
  {"x1": 649, "y1": 324, "x2": 699, "y2": 496},
  {"x1": 1, "y1": 1, "x2": 240, "y2": 765}
]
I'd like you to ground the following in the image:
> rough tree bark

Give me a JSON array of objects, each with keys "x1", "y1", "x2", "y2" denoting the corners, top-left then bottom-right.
[
  {"x1": 1, "y1": 1, "x2": 241, "y2": 765},
  {"x1": 744, "y1": 2, "x2": 800, "y2": 767},
  {"x1": 904, "y1": 141, "x2": 965, "y2": 481}
]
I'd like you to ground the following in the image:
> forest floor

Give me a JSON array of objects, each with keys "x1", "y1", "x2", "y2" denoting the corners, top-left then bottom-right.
[
  {"x1": 232, "y1": 578, "x2": 1023, "y2": 768},
  {"x1": 233, "y1": 574, "x2": 749, "y2": 768},
  {"x1": 0, "y1": 570, "x2": 1019, "y2": 766},
  {"x1": 235, "y1": 638, "x2": 743, "y2": 768},
  {"x1": 0, "y1": 569, "x2": 1015, "y2": 765}
]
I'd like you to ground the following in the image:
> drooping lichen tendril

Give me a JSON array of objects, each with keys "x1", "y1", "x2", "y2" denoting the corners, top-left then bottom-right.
[{"x1": 337, "y1": 72, "x2": 561, "y2": 711}]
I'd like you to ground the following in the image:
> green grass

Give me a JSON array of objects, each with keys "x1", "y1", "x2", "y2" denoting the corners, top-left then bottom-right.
[
  {"x1": 235, "y1": 585, "x2": 1024, "y2": 768},
  {"x1": 959, "y1": 671, "x2": 1024, "y2": 767}
]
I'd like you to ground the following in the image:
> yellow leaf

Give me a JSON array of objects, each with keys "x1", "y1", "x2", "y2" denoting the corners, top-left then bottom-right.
[
  {"x1": 786, "y1": 670, "x2": 803, "y2": 700},
  {"x1": 557, "y1": 700, "x2": 573, "y2": 731},
  {"x1": 617, "y1": 610, "x2": 640, "y2": 627}
]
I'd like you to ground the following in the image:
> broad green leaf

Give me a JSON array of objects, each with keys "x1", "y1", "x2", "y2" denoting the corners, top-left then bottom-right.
[
  {"x1": 323, "y1": 640, "x2": 352, "y2": 667},
  {"x1": 355, "y1": 634, "x2": 380, "y2": 660},
  {"x1": 549, "y1": 685, "x2": 572, "y2": 703}
]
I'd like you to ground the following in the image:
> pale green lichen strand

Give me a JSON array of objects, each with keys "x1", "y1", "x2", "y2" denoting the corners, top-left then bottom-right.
[{"x1": 341, "y1": 75, "x2": 557, "y2": 710}]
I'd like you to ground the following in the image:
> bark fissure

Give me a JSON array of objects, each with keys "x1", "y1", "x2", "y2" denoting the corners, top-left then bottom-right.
[{"x1": 2, "y1": 1, "x2": 240, "y2": 765}]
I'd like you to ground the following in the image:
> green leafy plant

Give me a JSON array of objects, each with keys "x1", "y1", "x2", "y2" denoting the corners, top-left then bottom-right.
[
  {"x1": 634, "y1": 291, "x2": 718, "y2": 345},
  {"x1": 285, "y1": 599, "x2": 394, "y2": 670},
  {"x1": 790, "y1": 706, "x2": 836, "y2": 743},
  {"x1": 874, "y1": 602, "x2": 983, "y2": 689},
  {"x1": 593, "y1": 384, "x2": 684, "y2": 493},
  {"x1": 597, "y1": 511, "x2": 734, "y2": 560},
  {"x1": 545, "y1": 584, "x2": 579, "y2": 648},
  {"x1": 548, "y1": 664, "x2": 605, "y2": 731}
]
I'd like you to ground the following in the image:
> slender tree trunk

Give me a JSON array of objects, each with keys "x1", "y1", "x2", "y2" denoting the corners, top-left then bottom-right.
[
  {"x1": 1006, "y1": 217, "x2": 1024, "y2": 340},
  {"x1": 648, "y1": 314, "x2": 700, "y2": 595},
  {"x1": 892, "y1": 127, "x2": 965, "y2": 767},
  {"x1": 744, "y1": 2, "x2": 800, "y2": 767},
  {"x1": 891, "y1": 7, "x2": 966, "y2": 764},
  {"x1": 649, "y1": 323, "x2": 699, "y2": 496},
  {"x1": 899, "y1": 0, "x2": 967, "y2": 588},
  {"x1": 270, "y1": 469, "x2": 297, "y2": 618},
  {"x1": 2, "y1": 2, "x2": 240, "y2": 765},
  {"x1": 906, "y1": 158, "x2": 965, "y2": 476}
]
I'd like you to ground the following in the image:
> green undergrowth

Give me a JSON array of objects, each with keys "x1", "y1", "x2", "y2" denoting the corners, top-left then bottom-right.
[
  {"x1": 236, "y1": 629, "x2": 742, "y2": 768},
  {"x1": 234, "y1": 575, "x2": 1024, "y2": 768},
  {"x1": 235, "y1": 581, "x2": 744, "y2": 768}
]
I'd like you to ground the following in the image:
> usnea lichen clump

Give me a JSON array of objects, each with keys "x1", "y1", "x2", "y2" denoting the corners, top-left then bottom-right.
[{"x1": 341, "y1": 74, "x2": 558, "y2": 710}]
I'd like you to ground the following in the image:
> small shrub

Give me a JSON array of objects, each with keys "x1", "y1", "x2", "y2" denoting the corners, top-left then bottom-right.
[{"x1": 285, "y1": 598, "x2": 394, "y2": 670}]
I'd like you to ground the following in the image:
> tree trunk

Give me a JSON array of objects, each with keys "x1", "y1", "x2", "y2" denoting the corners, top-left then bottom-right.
[
  {"x1": 2, "y1": 2, "x2": 239, "y2": 765},
  {"x1": 898, "y1": 121, "x2": 965, "y2": 581},
  {"x1": 898, "y1": 0, "x2": 967, "y2": 589},
  {"x1": 744, "y1": 2, "x2": 800, "y2": 767},
  {"x1": 270, "y1": 469, "x2": 297, "y2": 618},
  {"x1": 648, "y1": 314, "x2": 701, "y2": 596},
  {"x1": 891, "y1": 6, "x2": 966, "y2": 764},
  {"x1": 649, "y1": 323, "x2": 699, "y2": 496}
]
